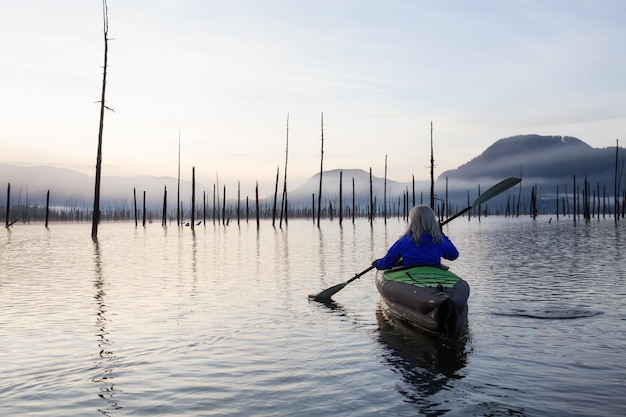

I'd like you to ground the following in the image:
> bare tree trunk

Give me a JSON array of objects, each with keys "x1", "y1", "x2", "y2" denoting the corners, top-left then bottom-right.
[
  {"x1": 280, "y1": 113, "x2": 289, "y2": 228},
  {"x1": 616, "y1": 139, "x2": 620, "y2": 221},
  {"x1": 216, "y1": 172, "x2": 221, "y2": 224},
  {"x1": 478, "y1": 185, "x2": 482, "y2": 221},
  {"x1": 4, "y1": 183, "x2": 8, "y2": 228},
  {"x1": 516, "y1": 165, "x2": 523, "y2": 217},
  {"x1": 445, "y1": 176, "x2": 449, "y2": 220},
  {"x1": 212, "y1": 184, "x2": 216, "y2": 225},
  {"x1": 573, "y1": 175, "x2": 577, "y2": 225},
  {"x1": 597, "y1": 181, "x2": 601, "y2": 219},
  {"x1": 369, "y1": 167, "x2": 374, "y2": 225},
  {"x1": 339, "y1": 170, "x2": 343, "y2": 226},
  {"x1": 45, "y1": 190, "x2": 50, "y2": 228},
  {"x1": 162, "y1": 186, "x2": 167, "y2": 227},
  {"x1": 317, "y1": 112, "x2": 324, "y2": 227},
  {"x1": 584, "y1": 176, "x2": 589, "y2": 221},
  {"x1": 530, "y1": 186, "x2": 535, "y2": 219},
  {"x1": 133, "y1": 187, "x2": 137, "y2": 227},
  {"x1": 272, "y1": 166, "x2": 279, "y2": 227},
  {"x1": 143, "y1": 190, "x2": 146, "y2": 227},
  {"x1": 255, "y1": 181, "x2": 260, "y2": 228},
  {"x1": 383, "y1": 154, "x2": 387, "y2": 224},
  {"x1": 177, "y1": 130, "x2": 181, "y2": 226},
  {"x1": 564, "y1": 183, "x2": 570, "y2": 217},
  {"x1": 91, "y1": 0, "x2": 110, "y2": 240},
  {"x1": 191, "y1": 167, "x2": 195, "y2": 230},
  {"x1": 429, "y1": 122, "x2": 435, "y2": 210},
  {"x1": 352, "y1": 177, "x2": 355, "y2": 224},
  {"x1": 556, "y1": 185, "x2": 559, "y2": 221},
  {"x1": 222, "y1": 185, "x2": 226, "y2": 226}
]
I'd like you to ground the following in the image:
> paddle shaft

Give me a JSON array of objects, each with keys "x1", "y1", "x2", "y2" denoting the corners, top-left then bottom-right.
[
  {"x1": 344, "y1": 265, "x2": 376, "y2": 285},
  {"x1": 441, "y1": 205, "x2": 471, "y2": 226}
]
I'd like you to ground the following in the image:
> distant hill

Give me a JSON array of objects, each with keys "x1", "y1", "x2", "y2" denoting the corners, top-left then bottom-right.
[
  {"x1": 0, "y1": 164, "x2": 196, "y2": 211},
  {"x1": 1, "y1": 135, "x2": 623, "y2": 214},
  {"x1": 287, "y1": 168, "x2": 429, "y2": 206}
]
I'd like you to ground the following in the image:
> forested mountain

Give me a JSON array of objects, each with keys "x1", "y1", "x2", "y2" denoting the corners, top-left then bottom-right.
[{"x1": 440, "y1": 135, "x2": 619, "y2": 189}]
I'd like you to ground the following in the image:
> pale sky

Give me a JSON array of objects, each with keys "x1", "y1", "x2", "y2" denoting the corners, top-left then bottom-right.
[{"x1": 1, "y1": 0, "x2": 624, "y2": 197}]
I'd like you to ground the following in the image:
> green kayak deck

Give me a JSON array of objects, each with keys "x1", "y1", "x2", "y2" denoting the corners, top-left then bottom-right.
[{"x1": 382, "y1": 266, "x2": 462, "y2": 289}]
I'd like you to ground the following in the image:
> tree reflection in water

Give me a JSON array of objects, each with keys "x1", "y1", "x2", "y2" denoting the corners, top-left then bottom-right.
[{"x1": 92, "y1": 242, "x2": 122, "y2": 416}]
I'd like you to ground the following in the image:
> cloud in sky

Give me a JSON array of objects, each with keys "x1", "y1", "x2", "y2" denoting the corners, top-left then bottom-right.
[{"x1": 1, "y1": 0, "x2": 624, "y2": 197}]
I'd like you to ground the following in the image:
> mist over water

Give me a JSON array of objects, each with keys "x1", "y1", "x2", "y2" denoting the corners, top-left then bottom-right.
[{"x1": 1, "y1": 217, "x2": 624, "y2": 416}]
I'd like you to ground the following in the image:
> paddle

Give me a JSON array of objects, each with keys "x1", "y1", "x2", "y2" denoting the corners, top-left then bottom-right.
[{"x1": 308, "y1": 177, "x2": 522, "y2": 302}]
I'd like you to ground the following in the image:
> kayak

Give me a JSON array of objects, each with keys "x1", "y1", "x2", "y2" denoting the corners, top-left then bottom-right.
[{"x1": 375, "y1": 266, "x2": 470, "y2": 338}]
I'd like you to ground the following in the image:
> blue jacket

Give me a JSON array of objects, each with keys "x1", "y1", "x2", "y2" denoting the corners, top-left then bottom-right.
[{"x1": 373, "y1": 233, "x2": 459, "y2": 270}]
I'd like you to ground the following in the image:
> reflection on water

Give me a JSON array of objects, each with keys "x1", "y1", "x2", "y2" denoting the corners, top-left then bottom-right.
[
  {"x1": 376, "y1": 307, "x2": 469, "y2": 377},
  {"x1": 92, "y1": 242, "x2": 121, "y2": 415},
  {"x1": 375, "y1": 307, "x2": 469, "y2": 415},
  {"x1": 1, "y1": 218, "x2": 625, "y2": 417}
]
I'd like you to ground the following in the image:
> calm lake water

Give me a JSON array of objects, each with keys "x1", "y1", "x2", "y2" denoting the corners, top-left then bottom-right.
[{"x1": 1, "y1": 216, "x2": 625, "y2": 416}]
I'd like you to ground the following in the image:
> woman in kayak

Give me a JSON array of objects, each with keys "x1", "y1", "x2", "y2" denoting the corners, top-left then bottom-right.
[{"x1": 373, "y1": 205, "x2": 459, "y2": 270}]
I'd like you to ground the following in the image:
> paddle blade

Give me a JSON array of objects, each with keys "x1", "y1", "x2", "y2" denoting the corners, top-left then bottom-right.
[
  {"x1": 471, "y1": 177, "x2": 521, "y2": 207},
  {"x1": 308, "y1": 282, "x2": 348, "y2": 301},
  {"x1": 309, "y1": 266, "x2": 375, "y2": 302}
]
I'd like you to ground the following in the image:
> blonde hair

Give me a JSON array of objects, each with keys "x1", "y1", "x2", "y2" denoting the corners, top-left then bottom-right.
[{"x1": 405, "y1": 205, "x2": 442, "y2": 245}]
